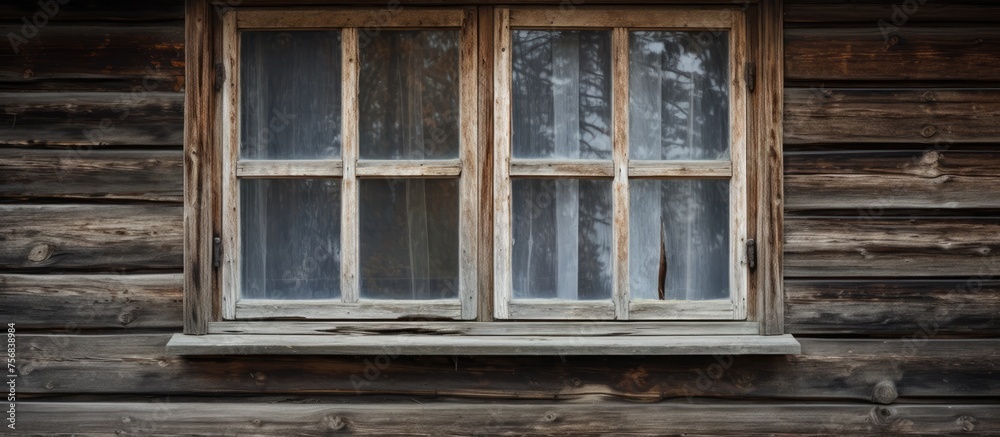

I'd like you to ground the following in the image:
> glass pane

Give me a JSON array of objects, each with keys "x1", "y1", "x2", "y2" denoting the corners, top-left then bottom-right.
[
  {"x1": 629, "y1": 31, "x2": 729, "y2": 161},
  {"x1": 240, "y1": 31, "x2": 342, "y2": 159},
  {"x1": 241, "y1": 179, "x2": 342, "y2": 299},
  {"x1": 511, "y1": 179, "x2": 613, "y2": 300},
  {"x1": 512, "y1": 30, "x2": 612, "y2": 160},
  {"x1": 360, "y1": 179, "x2": 459, "y2": 299},
  {"x1": 359, "y1": 31, "x2": 460, "y2": 159},
  {"x1": 629, "y1": 180, "x2": 729, "y2": 300}
]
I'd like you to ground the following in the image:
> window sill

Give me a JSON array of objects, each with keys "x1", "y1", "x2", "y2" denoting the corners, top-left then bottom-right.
[{"x1": 165, "y1": 333, "x2": 800, "y2": 356}]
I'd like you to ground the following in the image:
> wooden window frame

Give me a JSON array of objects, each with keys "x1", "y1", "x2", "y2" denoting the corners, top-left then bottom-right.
[
  {"x1": 493, "y1": 8, "x2": 747, "y2": 321},
  {"x1": 175, "y1": 0, "x2": 796, "y2": 356},
  {"x1": 219, "y1": 8, "x2": 479, "y2": 321}
]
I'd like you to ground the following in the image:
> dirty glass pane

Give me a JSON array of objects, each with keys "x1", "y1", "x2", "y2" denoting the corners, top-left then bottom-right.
[
  {"x1": 359, "y1": 30, "x2": 460, "y2": 159},
  {"x1": 629, "y1": 179, "x2": 729, "y2": 300},
  {"x1": 241, "y1": 179, "x2": 342, "y2": 299},
  {"x1": 511, "y1": 178, "x2": 613, "y2": 300},
  {"x1": 629, "y1": 31, "x2": 729, "y2": 161},
  {"x1": 359, "y1": 179, "x2": 460, "y2": 299},
  {"x1": 240, "y1": 31, "x2": 342, "y2": 159},
  {"x1": 512, "y1": 30, "x2": 612, "y2": 160}
]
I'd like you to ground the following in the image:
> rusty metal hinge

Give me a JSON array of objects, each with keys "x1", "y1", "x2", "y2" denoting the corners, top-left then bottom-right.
[
  {"x1": 746, "y1": 239, "x2": 757, "y2": 271},
  {"x1": 212, "y1": 236, "x2": 222, "y2": 268},
  {"x1": 214, "y1": 62, "x2": 225, "y2": 92},
  {"x1": 746, "y1": 61, "x2": 756, "y2": 94}
]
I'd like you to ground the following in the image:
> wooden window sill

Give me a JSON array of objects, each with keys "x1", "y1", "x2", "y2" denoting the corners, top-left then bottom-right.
[{"x1": 165, "y1": 333, "x2": 800, "y2": 356}]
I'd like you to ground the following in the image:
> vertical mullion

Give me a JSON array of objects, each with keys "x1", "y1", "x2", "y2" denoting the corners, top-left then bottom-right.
[
  {"x1": 492, "y1": 8, "x2": 512, "y2": 319},
  {"x1": 730, "y1": 11, "x2": 748, "y2": 320},
  {"x1": 341, "y1": 28, "x2": 360, "y2": 304},
  {"x1": 459, "y1": 8, "x2": 479, "y2": 320},
  {"x1": 611, "y1": 27, "x2": 630, "y2": 320},
  {"x1": 220, "y1": 11, "x2": 239, "y2": 320}
]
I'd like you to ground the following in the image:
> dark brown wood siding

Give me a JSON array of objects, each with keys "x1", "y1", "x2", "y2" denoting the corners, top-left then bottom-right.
[{"x1": 2, "y1": 1, "x2": 998, "y2": 434}]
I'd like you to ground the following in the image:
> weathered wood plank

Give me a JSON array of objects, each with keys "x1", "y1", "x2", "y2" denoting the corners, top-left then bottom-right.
[
  {"x1": 0, "y1": 274, "x2": 182, "y2": 329},
  {"x1": 14, "y1": 401, "x2": 999, "y2": 435},
  {"x1": 785, "y1": 217, "x2": 1000, "y2": 277},
  {"x1": 0, "y1": 25, "x2": 184, "y2": 91},
  {"x1": 786, "y1": 279, "x2": 1000, "y2": 335},
  {"x1": 785, "y1": 1, "x2": 1000, "y2": 24},
  {"x1": 0, "y1": 1, "x2": 183, "y2": 22},
  {"x1": 0, "y1": 204, "x2": 182, "y2": 271},
  {"x1": 0, "y1": 92, "x2": 183, "y2": 146},
  {"x1": 784, "y1": 88, "x2": 1000, "y2": 145},
  {"x1": 14, "y1": 335, "x2": 1000, "y2": 401},
  {"x1": 785, "y1": 27, "x2": 1000, "y2": 81},
  {"x1": 785, "y1": 150, "x2": 1000, "y2": 211},
  {"x1": 209, "y1": 321, "x2": 760, "y2": 336},
  {"x1": 0, "y1": 149, "x2": 182, "y2": 202}
]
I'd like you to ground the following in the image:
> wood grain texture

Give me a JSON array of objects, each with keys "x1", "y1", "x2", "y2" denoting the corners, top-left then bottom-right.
[
  {"x1": 0, "y1": 24, "x2": 184, "y2": 91},
  {"x1": 785, "y1": 217, "x2": 1000, "y2": 278},
  {"x1": 0, "y1": 274, "x2": 182, "y2": 329},
  {"x1": 17, "y1": 401, "x2": 996, "y2": 435},
  {"x1": 15, "y1": 334, "x2": 1000, "y2": 400},
  {"x1": 209, "y1": 320, "x2": 759, "y2": 335},
  {"x1": 756, "y1": 0, "x2": 783, "y2": 334},
  {"x1": 785, "y1": 27, "x2": 1000, "y2": 81},
  {"x1": 785, "y1": 150, "x2": 1000, "y2": 211},
  {"x1": 508, "y1": 8, "x2": 735, "y2": 28},
  {"x1": 236, "y1": 8, "x2": 466, "y2": 29},
  {"x1": 786, "y1": 279, "x2": 1000, "y2": 335},
  {"x1": 0, "y1": 92, "x2": 183, "y2": 146},
  {"x1": 784, "y1": 88, "x2": 1000, "y2": 145},
  {"x1": 0, "y1": 149, "x2": 183, "y2": 203},
  {"x1": 0, "y1": 204, "x2": 182, "y2": 271},
  {"x1": 477, "y1": 6, "x2": 495, "y2": 321},
  {"x1": 784, "y1": 1, "x2": 1000, "y2": 24}
]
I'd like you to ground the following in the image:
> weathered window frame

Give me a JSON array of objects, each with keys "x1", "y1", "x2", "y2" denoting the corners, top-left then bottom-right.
[
  {"x1": 492, "y1": 8, "x2": 747, "y2": 321},
  {"x1": 174, "y1": 0, "x2": 795, "y2": 356}
]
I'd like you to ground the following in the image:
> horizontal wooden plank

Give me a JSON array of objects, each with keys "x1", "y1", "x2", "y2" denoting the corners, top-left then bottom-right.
[
  {"x1": 629, "y1": 160, "x2": 732, "y2": 178},
  {"x1": 0, "y1": 25, "x2": 184, "y2": 91},
  {"x1": 0, "y1": 274, "x2": 182, "y2": 329},
  {"x1": 166, "y1": 333, "x2": 799, "y2": 355},
  {"x1": 784, "y1": 88, "x2": 1000, "y2": 145},
  {"x1": 235, "y1": 299, "x2": 463, "y2": 320},
  {"x1": 629, "y1": 300, "x2": 736, "y2": 320},
  {"x1": 508, "y1": 8, "x2": 734, "y2": 28},
  {"x1": 237, "y1": 9, "x2": 467, "y2": 29},
  {"x1": 15, "y1": 401, "x2": 999, "y2": 435},
  {"x1": 785, "y1": 1, "x2": 1000, "y2": 24},
  {"x1": 786, "y1": 279, "x2": 1000, "y2": 335},
  {"x1": 210, "y1": 321, "x2": 760, "y2": 335},
  {"x1": 505, "y1": 300, "x2": 616, "y2": 320},
  {"x1": 0, "y1": 92, "x2": 183, "y2": 146},
  {"x1": 0, "y1": 204, "x2": 182, "y2": 271},
  {"x1": 510, "y1": 160, "x2": 614, "y2": 178},
  {"x1": 0, "y1": 149, "x2": 182, "y2": 202},
  {"x1": 785, "y1": 217, "x2": 1000, "y2": 277},
  {"x1": 0, "y1": 1, "x2": 183, "y2": 22},
  {"x1": 785, "y1": 150, "x2": 1000, "y2": 211},
  {"x1": 15, "y1": 335, "x2": 1000, "y2": 400},
  {"x1": 355, "y1": 159, "x2": 462, "y2": 177},
  {"x1": 236, "y1": 160, "x2": 343, "y2": 177},
  {"x1": 785, "y1": 27, "x2": 1000, "y2": 81}
]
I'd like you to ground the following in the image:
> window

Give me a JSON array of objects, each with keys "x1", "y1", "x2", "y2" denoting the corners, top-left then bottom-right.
[
  {"x1": 493, "y1": 9, "x2": 747, "y2": 320},
  {"x1": 175, "y1": 3, "x2": 795, "y2": 355}
]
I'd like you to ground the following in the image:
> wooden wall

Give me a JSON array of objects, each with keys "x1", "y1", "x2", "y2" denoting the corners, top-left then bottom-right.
[{"x1": 2, "y1": 1, "x2": 998, "y2": 434}]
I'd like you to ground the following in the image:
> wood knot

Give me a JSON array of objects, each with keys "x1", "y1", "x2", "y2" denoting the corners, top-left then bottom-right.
[
  {"x1": 920, "y1": 125, "x2": 937, "y2": 138},
  {"x1": 868, "y1": 405, "x2": 896, "y2": 426},
  {"x1": 118, "y1": 312, "x2": 134, "y2": 326},
  {"x1": 543, "y1": 411, "x2": 558, "y2": 422},
  {"x1": 886, "y1": 35, "x2": 900, "y2": 48},
  {"x1": 922, "y1": 91, "x2": 936, "y2": 102},
  {"x1": 872, "y1": 381, "x2": 898, "y2": 405},
  {"x1": 326, "y1": 416, "x2": 346, "y2": 431},
  {"x1": 956, "y1": 415, "x2": 976, "y2": 432},
  {"x1": 27, "y1": 243, "x2": 53, "y2": 263}
]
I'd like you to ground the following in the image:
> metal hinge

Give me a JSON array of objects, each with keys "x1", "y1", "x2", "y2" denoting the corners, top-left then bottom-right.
[
  {"x1": 746, "y1": 61, "x2": 756, "y2": 94},
  {"x1": 212, "y1": 236, "x2": 222, "y2": 268},
  {"x1": 746, "y1": 239, "x2": 757, "y2": 271},
  {"x1": 214, "y1": 62, "x2": 225, "y2": 92}
]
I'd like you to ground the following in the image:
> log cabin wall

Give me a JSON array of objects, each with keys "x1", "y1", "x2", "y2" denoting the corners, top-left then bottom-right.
[{"x1": 1, "y1": 0, "x2": 998, "y2": 434}]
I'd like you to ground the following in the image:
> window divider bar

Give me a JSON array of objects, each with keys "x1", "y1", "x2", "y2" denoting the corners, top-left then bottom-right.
[
  {"x1": 492, "y1": 7, "x2": 513, "y2": 319},
  {"x1": 459, "y1": 7, "x2": 480, "y2": 320},
  {"x1": 355, "y1": 159, "x2": 462, "y2": 178},
  {"x1": 236, "y1": 160, "x2": 344, "y2": 178},
  {"x1": 509, "y1": 159, "x2": 614, "y2": 178},
  {"x1": 220, "y1": 11, "x2": 240, "y2": 320},
  {"x1": 628, "y1": 160, "x2": 733, "y2": 179},
  {"x1": 611, "y1": 27, "x2": 630, "y2": 321},
  {"x1": 340, "y1": 27, "x2": 360, "y2": 304}
]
